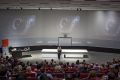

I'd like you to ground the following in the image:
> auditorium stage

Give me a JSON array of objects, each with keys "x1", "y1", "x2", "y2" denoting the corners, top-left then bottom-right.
[{"x1": 19, "y1": 50, "x2": 120, "y2": 64}]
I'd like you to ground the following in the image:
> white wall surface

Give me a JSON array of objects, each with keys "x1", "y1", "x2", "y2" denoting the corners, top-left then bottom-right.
[{"x1": 0, "y1": 10, "x2": 120, "y2": 48}]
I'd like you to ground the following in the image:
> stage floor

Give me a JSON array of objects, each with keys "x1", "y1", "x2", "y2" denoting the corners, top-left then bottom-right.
[{"x1": 19, "y1": 50, "x2": 120, "y2": 64}]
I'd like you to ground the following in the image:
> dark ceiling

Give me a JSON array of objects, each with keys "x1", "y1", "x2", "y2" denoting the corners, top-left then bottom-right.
[{"x1": 0, "y1": 0, "x2": 120, "y2": 10}]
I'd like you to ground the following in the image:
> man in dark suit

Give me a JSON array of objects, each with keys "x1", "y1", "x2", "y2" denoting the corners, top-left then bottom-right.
[{"x1": 57, "y1": 46, "x2": 62, "y2": 60}]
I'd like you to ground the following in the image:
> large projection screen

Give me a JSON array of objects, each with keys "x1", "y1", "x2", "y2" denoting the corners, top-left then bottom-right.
[
  {"x1": 1, "y1": 10, "x2": 120, "y2": 48},
  {"x1": 58, "y1": 37, "x2": 72, "y2": 46}
]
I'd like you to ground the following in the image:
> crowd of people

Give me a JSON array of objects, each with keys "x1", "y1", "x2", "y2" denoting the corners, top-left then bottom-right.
[{"x1": 0, "y1": 55, "x2": 120, "y2": 80}]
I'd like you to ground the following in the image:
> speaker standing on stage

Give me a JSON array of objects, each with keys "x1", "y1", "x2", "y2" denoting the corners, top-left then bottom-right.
[{"x1": 57, "y1": 46, "x2": 62, "y2": 60}]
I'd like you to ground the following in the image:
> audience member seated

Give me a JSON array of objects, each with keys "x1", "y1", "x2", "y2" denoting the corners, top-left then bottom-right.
[{"x1": 81, "y1": 70, "x2": 100, "y2": 80}]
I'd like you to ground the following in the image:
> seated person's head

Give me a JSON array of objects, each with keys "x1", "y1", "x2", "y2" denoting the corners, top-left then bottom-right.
[
  {"x1": 108, "y1": 72, "x2": 116, "y2": 80},
  {"x1": 88, "y1": 70, "x2": 96, "y2": 79}
]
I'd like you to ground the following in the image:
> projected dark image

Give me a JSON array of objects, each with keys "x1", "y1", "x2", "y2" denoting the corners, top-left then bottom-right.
[
  {"x1": 12, "y1": 15, "x2": 36, "y2": 34},
  {"x1": 58, "y1": 16, "x2": 80, "y2": 34},
  {"x1": 105, "y1": 12, "x2": 120, "y2": 36}
]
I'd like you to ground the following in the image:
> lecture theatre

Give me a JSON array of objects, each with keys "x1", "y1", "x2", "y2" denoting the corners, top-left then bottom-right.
[{"x1": 0, "y1": 0, "x2": 120, "y2": 80}]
